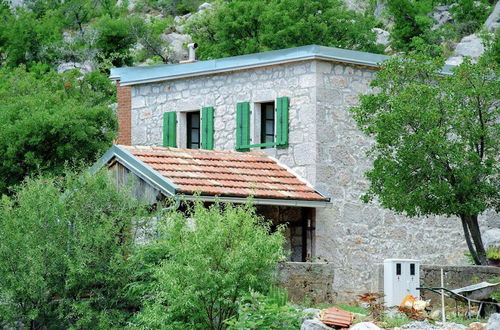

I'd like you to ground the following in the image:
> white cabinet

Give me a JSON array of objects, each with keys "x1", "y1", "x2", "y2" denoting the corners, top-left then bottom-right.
[{"x1": 384, "y1": 259, "x2": 420, "y2": 307}]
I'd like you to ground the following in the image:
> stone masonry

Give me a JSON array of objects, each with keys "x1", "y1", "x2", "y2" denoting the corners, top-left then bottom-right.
[{"x1": 123, "y1": 59, "x2": 499, "y2": 302}]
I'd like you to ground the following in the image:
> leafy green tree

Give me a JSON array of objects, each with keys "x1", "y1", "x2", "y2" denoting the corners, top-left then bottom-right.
[
  {"x1": 350, "y1": 53, "x2": 499, "y2": 265},
  {"x1": 130, "y1": 16, "x2": 175, "y2": 64},
  {"x1": 0, "y1": 66, "x2": 116, "y2": 194},
  {"x1": 0, "y1": 170, "x2": 151, "y2": 328},
  {"x1": 0, "y1": 8, "x2": 64, "y2": 67},
  {"x1": 385, "y1": 0, "x2": 436, "y2": 52},
  {"x1": 450, "y1": 0, "x2": 492, "y2": 35},
  {"x1": 93, "y1": 16, "x2": 140, "y2": 66},
  {"x1": 139, "y1": 0, "x2": 206, "y2": 16},
  {"x1": 132, "y1": 201, "x2": 286, "y2": 329},
  {"x1": 187, "y1": 0, "x2": 383, "y2": 60}
]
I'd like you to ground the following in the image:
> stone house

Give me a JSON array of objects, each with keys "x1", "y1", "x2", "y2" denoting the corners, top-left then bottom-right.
[{"x1": 104, "y1": 45, "x2": 498, "y2": 301}]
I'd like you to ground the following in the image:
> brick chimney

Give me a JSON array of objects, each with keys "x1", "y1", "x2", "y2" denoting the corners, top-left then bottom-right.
[{"x1": 116, "y1": 80, "x2": 132, "y2": 145}]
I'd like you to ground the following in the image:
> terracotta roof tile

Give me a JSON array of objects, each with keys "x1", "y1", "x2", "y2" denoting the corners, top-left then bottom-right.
[{"x1": 122, "y1": 146, "x2": 328, "y2": 202}]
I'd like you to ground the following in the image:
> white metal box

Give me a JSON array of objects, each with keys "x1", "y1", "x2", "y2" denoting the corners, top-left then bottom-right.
[{"x1": 384, "y1": 259, "x2": 420, "y2": 307}]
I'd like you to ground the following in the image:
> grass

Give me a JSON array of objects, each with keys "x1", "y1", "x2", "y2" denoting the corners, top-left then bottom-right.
[
  {"x1": 334, "y1": 304, "x2": 369, "y2": 315},
  {"x1": 379, "y1": 313, "x2": 411, "y2": 328},
  {"x1": 445, "y1": 316, "x2": 488, "y2": 326}
]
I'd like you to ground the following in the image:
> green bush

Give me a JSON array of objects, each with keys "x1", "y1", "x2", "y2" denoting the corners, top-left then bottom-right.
[
  {"x1": 450, "y1": 0, "x2": 492, "y2": 35},
  {"x1": 138, "y1": 0, "x2": 205, "y2": 15},
  {"x1": 385, "y1": 0, "x2": 435, "y2": 52},
  {"x1": 0, "y1": 7, "x2": 64, "y2": 67},
  {"x1": 0, "y1": 66, "x2": 116, "y2": 194},
  {"x1": 94, "y1": 16, "x2": 140, "y2": 66},
  {"x1": 226, "y1": 290, "x2": 303, "y2": 329},
  {"x1": 0, "y1": 170, "x2": 151, "y2": 328},
  {"x1": 132, "y1": 201, "x2": 287, "y2": 329},
  {"x1": 187, "y1": 0, "x2": 383, "y2": 60}
]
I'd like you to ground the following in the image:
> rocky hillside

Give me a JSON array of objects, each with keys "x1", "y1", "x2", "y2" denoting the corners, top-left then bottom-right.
[{"x1": 1, "y1": 0, "x2": 498, "y2": 75}]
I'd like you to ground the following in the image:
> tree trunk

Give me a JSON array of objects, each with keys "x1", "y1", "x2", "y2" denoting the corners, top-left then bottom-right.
[
  {"x1": 461, "y1": 217, "x2": 480, "y2": 264},
  {"x1": 460, "y1": 214, "x2": 488, "y2": 265}
]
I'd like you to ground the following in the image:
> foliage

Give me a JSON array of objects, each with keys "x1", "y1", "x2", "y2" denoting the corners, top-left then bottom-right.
[
  {"x1": 130, "y1": 15, "x2": 175, "y2": 64},
  {"x1": 384, "y1": 0, "x2": 493, "y2": 56},
  {"x1": 0, "y1": 170, "x2": 152, "y2": 328},
  {"x1": 450, "y1": 0, "x2": 492, "y2": 35},
  {"x1": 487, "y1": 277, "x2": 500, "y2": 301},
  {"x1": 132, "y1": 201, "x2": 286, "y2": 329},
  {"x1": 350, "y1": 52, "x2": 499, "y2": 265},
  {"x1": 486, "y1": 246, "x2": 500, "y2": 260},
  {"x1": 187, "y1": 0, "x2": 383, "y2": 60},
  {"x1": 93, "y1": 16, "x2": 141, "y2": 67},
  {"x1": 379, "y1": 313, "x2": 411, "y2": 328},
  {"x1": 0, "y1": 7, "x2": 64, "y2": 67},
  {"x1": 335, "y1": 304, "x2": 368, "y2": 315},
  {"x1": 225, "y1": 290, "x2": 303, "y2": 330},
  {"x1": 385, "y1": 0, "x2": 436, "y2": 52},
  {"x1": 139, "y1": 0, "x2": 206, "y2": 15},
  {"x1": 0, "y1": 66, "x2": 117, "y2": 194}
]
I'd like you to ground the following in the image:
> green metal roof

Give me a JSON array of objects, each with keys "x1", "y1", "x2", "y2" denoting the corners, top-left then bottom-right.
[{"x1": 110, "y1": 45, "x2": 391, "y2": 86}]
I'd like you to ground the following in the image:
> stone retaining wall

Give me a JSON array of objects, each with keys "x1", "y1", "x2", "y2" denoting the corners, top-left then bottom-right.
[
  {"x1": 421, "y1": 265, "x2": 500, "y2": 289},
  {"x1": 277, "y1": 262, "x2": 335, "y2": 304}
]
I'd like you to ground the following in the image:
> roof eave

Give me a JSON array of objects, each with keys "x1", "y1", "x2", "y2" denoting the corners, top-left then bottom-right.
[
  {"x1": 114, "y1": 54, "x2": 384, "y2": 86},
  {"x1": 90, "y1": 145, "x2": 179, "y2": 196},
  {"x1": 179, "y1": 194, "x2": 331, "y2": 208}
]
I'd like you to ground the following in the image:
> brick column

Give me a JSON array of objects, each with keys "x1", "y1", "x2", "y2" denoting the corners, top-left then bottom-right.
[{"x1": 116, "y1": 80, "x2": 132, "y2": 145}]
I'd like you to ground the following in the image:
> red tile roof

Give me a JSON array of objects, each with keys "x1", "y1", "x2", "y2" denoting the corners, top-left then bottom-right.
[{"x1": 122, "y1": 145, "x2": 328, "y2": 202}]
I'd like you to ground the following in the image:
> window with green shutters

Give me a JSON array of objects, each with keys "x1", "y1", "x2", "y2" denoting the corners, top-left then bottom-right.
[
  {"x1": 163, "y1": 111, "x2": 177, "y2": 147},
  {"x1": 201, "y1": 106, "x2": 214, "y2": 150},
  {"x1": 236, "y1": 102, "x2": 251, "y2": 151},
  {"x1": 275, "y1": 96, "x2": 289, "y2": 149},
  {"x1": 235, "y1": 97, "x2": 289, "y2": 151}
]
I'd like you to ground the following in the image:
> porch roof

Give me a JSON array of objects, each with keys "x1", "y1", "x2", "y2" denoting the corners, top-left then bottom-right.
[{"x1": 92, "y1": 145, "x2": 330, "y2": 207}]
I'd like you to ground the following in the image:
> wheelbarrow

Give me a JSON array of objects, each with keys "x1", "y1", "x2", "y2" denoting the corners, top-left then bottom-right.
[{"x1": 417, "y1": 282, "x2": 500, "y2": 318}]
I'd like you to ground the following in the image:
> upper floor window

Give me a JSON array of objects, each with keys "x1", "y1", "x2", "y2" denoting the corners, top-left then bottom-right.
[
  {"x1": 187, "y1": 111, "x2": 201, "y2": 149},
  {"x1": 162, "y1": 107, "x2": 214, "y2": 150},
  {"x1": 260, "y1": 102, "x2": 275, "y2": 147},
  {"x1": 236, "y1": 97, "x2": 289, "y2": 151}
]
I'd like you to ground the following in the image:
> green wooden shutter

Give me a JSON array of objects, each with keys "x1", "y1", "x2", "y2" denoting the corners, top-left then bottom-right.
[
  {"x1": 236, "y1": 102, "x2": 250, "y2": 151},
  {"x1": 201, "y1": 106, "x2": 214, "y2": 150},
  {"x1": 276, "y1": 97, "x2": 289, "y2": 149},
  {"x1": 162, "y1": 111, "x2": 177, "y2": 147}
]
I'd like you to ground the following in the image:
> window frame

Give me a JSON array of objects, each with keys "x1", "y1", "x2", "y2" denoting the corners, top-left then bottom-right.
[{"x1": 186, "y1": 111, "x2": 201, "y2": 149}]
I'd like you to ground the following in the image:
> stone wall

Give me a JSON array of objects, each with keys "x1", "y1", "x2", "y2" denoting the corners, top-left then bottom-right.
[
  {"x1": 420, "y1": 265, "x2": 500, "y2": 290},
  {"x1": 129, "y1": 60, "x2": 318, "y2": 184},
  {"x1": 277, "y1": 262, "x2": 335, "y2": 304},
  {"x1": 312, "y1": 59, "x2": 499, "y2": 302}
]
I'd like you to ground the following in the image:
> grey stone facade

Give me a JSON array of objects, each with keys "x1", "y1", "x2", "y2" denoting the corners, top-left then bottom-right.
[{"x1": 128, "y1": 59, "x2": 499, "y2": 302}]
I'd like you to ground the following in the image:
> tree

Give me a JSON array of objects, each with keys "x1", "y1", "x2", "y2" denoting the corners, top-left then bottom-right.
[
  {"x1": 187, "y1": 0, "x2": 383, "y2": 60},
  {"x1": 0, "y1": 66, "x2": 117, "y2": 194},
  {"x1": 132, "y1": 201, "x2": 286, "y2": 329},
  {"x1": 0, "y1": 7, "x2": 64, "y2": 67},
  {"x1": 0, "y1": 170, "x2": 151, "y2": 328},
  {"x1": 350, "y1": 53, "x2": 499, "y2": 265}
]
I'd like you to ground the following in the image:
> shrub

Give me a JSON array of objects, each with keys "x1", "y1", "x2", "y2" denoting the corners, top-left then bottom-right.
[
  {"x1": 385, "y1": 0, "x2": 435, "y2": 52},
  {"x1": 0, "y1": 66, "x2": 116, "y2": 194},
  {"x1": 132, "y1": 201, "x2": 287, "y2": 329},
  {"x1": 0, "y1": 170, "x2": 152, "y2": 328},
  {"x1": 94, "y1": 16, "x2": 140, "y2": 66},
  {"x1": 225, "y1": 290, "x2": 303, "y2": 330},
  {"x1": 450, "y1": 0, "x2": 492, "y2": 35}
]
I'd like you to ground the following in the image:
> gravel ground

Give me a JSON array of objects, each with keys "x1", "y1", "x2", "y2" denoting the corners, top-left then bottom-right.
[{"x1": 400, "y1": 319, "x2": 467, "y2": 330}]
